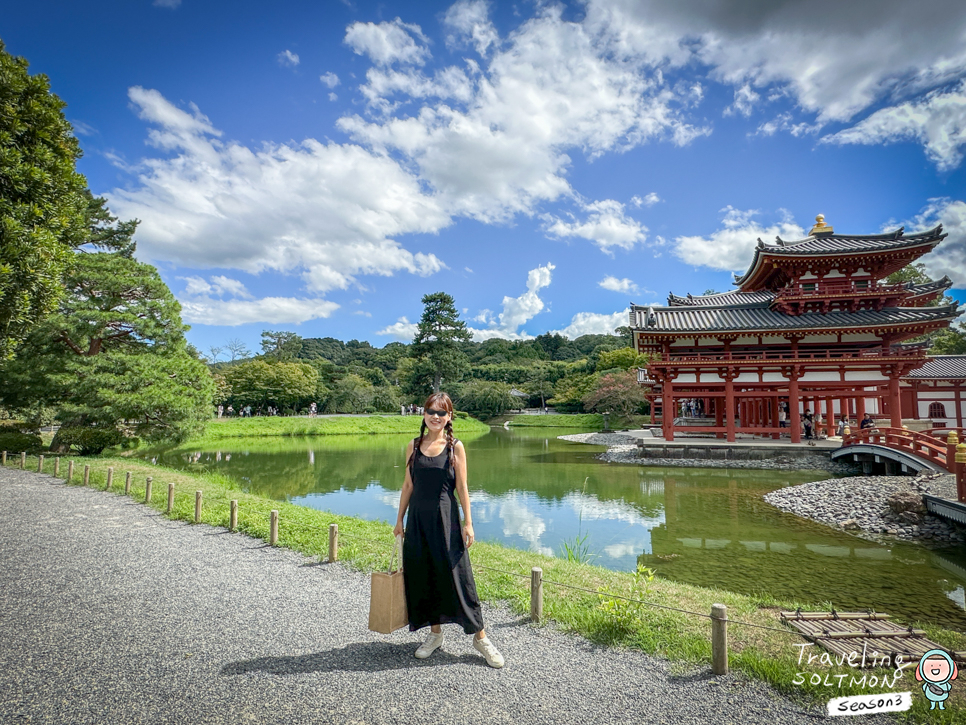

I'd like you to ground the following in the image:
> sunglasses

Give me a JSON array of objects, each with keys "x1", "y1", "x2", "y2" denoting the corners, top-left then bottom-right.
[{"x1": 424, "y1": 408, "x2": 449, "y2": 417}]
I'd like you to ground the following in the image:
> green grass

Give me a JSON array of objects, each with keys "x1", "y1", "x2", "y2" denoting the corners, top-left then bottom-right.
[
  {"x1": 507, "y1": 413, "x2": 605, "y2": 428},
  {"x1": 191, "y1": 414, "x2": 490, "y2": 441},
  {"x1": 4, "y1": 451, "x2": 964, "y2": 723}
]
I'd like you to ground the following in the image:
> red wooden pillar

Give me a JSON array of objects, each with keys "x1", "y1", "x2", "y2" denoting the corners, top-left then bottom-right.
[
  {"x1": 856, "y1": 394, "x2": 865, "y2": 425},
  {"x1": 825, "y1": 397, "x2": 835, "y2": 437},
  {"x1": 889, "y1": 375, "x2": 902, "y2": 428},
  {"x1": 663, "y1": 378, "x2": 675, "y2": 441},
  {"x1": 957, "y1": 443, "x2": 966, "y2": 503},
  {"x1": 715, "y1": 396, "x2": 724, "y2": 439},
  {"x1": 789, "y1": 374, "x2": 801, "y2": 444},
  {"x1": 725, "y1": 373, "x2": 736, "y2": 443},
  {"x1": 839, "y1": 397, "x2": 849, "y2": 426}
]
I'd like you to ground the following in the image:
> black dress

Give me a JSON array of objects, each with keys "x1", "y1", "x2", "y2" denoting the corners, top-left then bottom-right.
[{"x1": 403, "y1": 439, "x2": 484, "y2": 635}]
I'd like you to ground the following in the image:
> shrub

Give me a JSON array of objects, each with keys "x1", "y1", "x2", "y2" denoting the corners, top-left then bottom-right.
[
  {"x1": 51, "y1": 425, "x2": 124, "y2": 455},
  {"x1": 0, "y1": 431, "x2": 44, "y2": 454}
]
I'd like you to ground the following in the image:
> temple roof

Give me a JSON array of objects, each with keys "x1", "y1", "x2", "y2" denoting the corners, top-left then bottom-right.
[
  {"x1": 734, "y1": 225, "x2": 946, "y2": 289},
  {"x1": 630, "y1": 302, "x2": 959, "y2": 334},
  {"x1": 904, "y1": 355, "x2": 966, "y2": 379},
  {"x1": 665, "y1": 278, "x2": 950, "y2": 307}
]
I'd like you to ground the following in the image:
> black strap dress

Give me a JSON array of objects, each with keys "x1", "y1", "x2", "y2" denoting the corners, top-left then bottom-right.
[{"x1": 403, "y1": 438, "x2": 484, "y2": 635}]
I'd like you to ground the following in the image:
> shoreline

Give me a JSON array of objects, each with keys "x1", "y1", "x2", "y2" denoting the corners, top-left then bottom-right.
[
  {"x1": 558, "y1": 432, "x2": 855, "y2": 473},
  {"x1": 765, "y1": 472, "x2": 966, "y2": 545}
]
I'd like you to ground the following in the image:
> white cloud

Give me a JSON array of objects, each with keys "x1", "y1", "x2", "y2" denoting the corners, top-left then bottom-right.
[
  {"x1": 180, "y1": 296, "x2": 338, "y2": 327},
  {"x1": 821, "y1": 81, "x2": 966, "y2": 171},
  {"x1": 344, "y1": 18, "x2": 430, "y2": 66},
  {"x1": 339, "y1": 5, "x2": 708, "y2": 224},
  {"x1": 153, "y1": 0, "x2": 180, "y2": 7},
  {"x1": 599, "y1": 276, "x2": 639, "y2": 294},
  {"x1": 328, "y1": 92, "x2": 338, "y2": 102},
  {"x1": 896, "y1": 198, "x2": 966, "y2": 286},
  {"x1": 108, "y1": 88, "x2": 449, "y2": 297},
  {"x1": 443, "y1": 0, "x2": 499, "y2": 56},
  {"x1": 320, "y1": 72, "x2": 340, "y2": 89},
  {"x1": 545, "y1": 199, "x2": 648, "y2": 254},
  {"x1": 725, "y1": 84, "x2": 759, "y2": 117},
  {"x1": 551, "y1": 309, "x2": 629, "y2": 339},
  {"x1": 277, "y1": 50, "x2": 300, "y2": 68},
  {"x1": 674, "y1": 207, "x2": 805, "y2": 272},
  {"x1": 70, "y1": 120, "x2": 97, "y2": 136},
  {"x1": 468, "y1": 263, "x2": 555, "y2": 340},
  {"x1": 631, "y1": 192, "x2": 661, "y2": 207},
  {"x1": 581, "y1": 0, "x2": 966, "y2": 158},
  {"x1": 376, "y1": 316, "x2": 419, "y2": 341}
]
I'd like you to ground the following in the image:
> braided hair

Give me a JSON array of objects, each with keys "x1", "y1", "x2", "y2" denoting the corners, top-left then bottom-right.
[{"x1": 407, "y1": 392, "x2": 457, "y2": 473}]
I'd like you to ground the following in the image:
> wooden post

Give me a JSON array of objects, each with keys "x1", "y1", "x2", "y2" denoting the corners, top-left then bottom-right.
[
  {"x1": 1, "y1": 451, "x2": 6, "y2": 466},
  {"x1": 229, "y1": 500, "x2": 238, "y2": 531},
  {"x1": 145, "y1": 476, "x2": 153, "y2": 503},
  {"x1": 947, "y1": 431, "x2": 959, "y2": 474},
  {"x1": 54, "y1": 457, "x2": 60, "y2": 477},
  {"x1": 167, "y1": 483, "x2": 175, "y2": 514},
  {"x1": 328, "y1": 523, "x2": 339, "y2": 562},
  {"x1": 37, "y1": 455, "x2": 44, "y2": 473},
  {"x1": 67, "y1": 460, "x2": 74, "y2": 483},
  {"x1": 530, "y1": 567, "x2": 544, "y2": 624},
  {"x1": 20, "y1": 452, "x2": 26, "y2": 469},
  {"x1": 270, "y1": 510, "x2": 279, "y2": 545},
  {"x1": 124, "y1": 472, "x2": 132, "y2": 494},
  {"x1": 83, "y1": 465, "x2": 90, "y2": 486},
  {"x1": 711, "y1": 603, "x2": 728, "y2": 675},
  {"x1": 956, "y1": 444, "x2": 966, "y2": 504},
  {"x1": 105, "y1": 467, "x2": 114, "y2": 491},
  {"x1": 195, "y1": 490, "x2": 203, "y2": 523}
]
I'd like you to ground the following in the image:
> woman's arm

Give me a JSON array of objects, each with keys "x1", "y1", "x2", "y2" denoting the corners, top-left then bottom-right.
[
  {"x1": 453, "y1": 441, "x2": 474, "y2": 546},
  {"x1": 393, "y1": 440, "x2": 415, "y2": 538}
]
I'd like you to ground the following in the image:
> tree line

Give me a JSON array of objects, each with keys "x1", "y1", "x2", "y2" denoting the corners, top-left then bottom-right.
[{"x1": 208, "y1": 292, "x2": 650, "y2": 421}]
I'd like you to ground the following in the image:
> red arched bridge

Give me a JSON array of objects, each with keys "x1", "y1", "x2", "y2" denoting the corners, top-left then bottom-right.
[{"x1": 833, "y1": 427, "x2": 962, "y2": 475}]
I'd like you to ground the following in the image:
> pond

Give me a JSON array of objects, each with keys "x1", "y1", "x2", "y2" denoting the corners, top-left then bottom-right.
[{"x1": 151, "y1": 426, "x2": 966, "y2": 630}]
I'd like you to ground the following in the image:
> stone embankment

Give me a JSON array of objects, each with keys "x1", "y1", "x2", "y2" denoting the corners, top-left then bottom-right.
[
  {"x1": 764, "y1": 472, "x2": 965, "y2": 544},
  {"x1": 559, "y1": 432, "x2": 853, "y2": 473}
]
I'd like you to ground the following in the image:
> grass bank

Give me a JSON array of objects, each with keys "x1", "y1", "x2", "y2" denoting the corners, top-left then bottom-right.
[
  {"x1": 506, "y1": 413, "x2": 653, "y2": 429},
  {"x1": 4, "y1": 453, "x2": 963, "y2": 723},
  {"x1": 192, "y1": 414, "x2": 490, "y2": 441}
]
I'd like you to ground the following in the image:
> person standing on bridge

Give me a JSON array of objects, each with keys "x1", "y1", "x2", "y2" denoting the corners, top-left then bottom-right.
[{"x1": 393, "y1": 392, "x2": 505, "y2": 668}]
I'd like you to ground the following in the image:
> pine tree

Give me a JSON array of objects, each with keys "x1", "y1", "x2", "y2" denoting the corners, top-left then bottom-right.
[{"x1": 411, "y1": 292, "x2": 472, "y2": 393}]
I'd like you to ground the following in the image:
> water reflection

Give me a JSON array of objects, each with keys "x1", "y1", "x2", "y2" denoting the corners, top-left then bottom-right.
[{"x1": 149, "y1": 427, "x2": 966, "y2": 629}]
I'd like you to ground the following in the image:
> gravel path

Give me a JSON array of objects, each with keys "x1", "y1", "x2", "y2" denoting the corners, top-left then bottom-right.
[{"x1": 0, "y1": 467, "x2": 892, "y2": 725}]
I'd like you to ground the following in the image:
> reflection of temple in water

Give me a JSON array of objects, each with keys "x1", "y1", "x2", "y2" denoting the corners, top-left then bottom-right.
[{"x1": 640, "y1": 476, "x2": 966, "y2": 628}]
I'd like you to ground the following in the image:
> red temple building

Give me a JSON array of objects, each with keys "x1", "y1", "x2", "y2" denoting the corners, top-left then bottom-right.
[{"x1": 630, "y1": 215, "x2": 959, "y2": 443}]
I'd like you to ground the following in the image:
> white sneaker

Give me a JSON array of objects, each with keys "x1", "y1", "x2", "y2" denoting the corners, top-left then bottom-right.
[
  {"x1": 473, "y1": 635, "x2": 505, "y2": 668},
  {"x1": 415, "y1": 631, "x2": 444, "y2": 659}
]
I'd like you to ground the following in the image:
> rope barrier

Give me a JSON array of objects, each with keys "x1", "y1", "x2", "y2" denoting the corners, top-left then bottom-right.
[
  {"x1": 335, "y1": 528, "x2": 804, "y2": 637},
  {"x1": 4, "y1": 454, "x2": 806, "y2": 645}
]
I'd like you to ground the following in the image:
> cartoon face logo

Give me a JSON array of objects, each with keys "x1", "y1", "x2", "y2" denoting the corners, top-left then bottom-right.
[{"x1": 916, "y1": 649, "x2": 958, "y2": 711}]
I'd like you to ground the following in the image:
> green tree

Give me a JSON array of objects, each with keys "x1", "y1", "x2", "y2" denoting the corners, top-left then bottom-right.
[
  {"x1": 932, "y1": 323, "x2": 966, "y2": 355},
  {"x1": 411, "y1": 292, "x2": 472, "y2": 392},
  {"x1": 261, "y1": 330, "x2": 303, "y2": 361},
  {"x1": 457, "y1": 379, "x2": 514, "y2": 419},
  {"x1": 582, "y1": 369, "x2": 647, "y2": 417},
  {"x1": 325, "y1": 373, "x2": 374, "y2": 413},
  {"x1": 525, "y1": 363, "x2": 555, "y2": 409},
  {"x1": 1, "y1": 249, "x2": 214, "y2": 451},
  {"x1": 597, "y1": 348, "x2": 649, "y2": 372},
  {"x1": 223, "y1": 359, "x2": 319, "y2": 412},
  {"x1": 0, "y1": 41, "x2": 90, "y2": 357}
]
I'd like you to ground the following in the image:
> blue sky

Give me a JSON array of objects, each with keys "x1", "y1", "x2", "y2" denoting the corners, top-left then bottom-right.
[{"x1": 5, "y1": 0, "x2": 966, "y2": 357}]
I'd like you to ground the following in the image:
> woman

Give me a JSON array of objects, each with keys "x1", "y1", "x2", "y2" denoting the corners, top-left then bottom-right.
[{"x1": 393, "y1": 392, "x2": 504, "y2": 668}]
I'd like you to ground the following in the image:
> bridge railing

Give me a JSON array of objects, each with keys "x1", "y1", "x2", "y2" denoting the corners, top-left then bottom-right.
[{"x1": 841, "y1": 426, "x2": 950, "y2": 472}]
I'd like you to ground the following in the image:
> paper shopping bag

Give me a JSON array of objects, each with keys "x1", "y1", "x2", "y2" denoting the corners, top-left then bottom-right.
[{"x1": 368, "y1": 535, "x2": 408, "y2": 634}]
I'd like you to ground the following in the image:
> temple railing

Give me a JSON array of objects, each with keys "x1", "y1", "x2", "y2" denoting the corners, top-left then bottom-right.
[
  {"x1": 776, "y1": 280, "x2": 907, "y2": 298},
  {"x1": 651, "y1": 348, "x2": 925, "y2": 364},
  {"x1": 841, "y1": 426, "x2": 950, "y2": 472}
]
